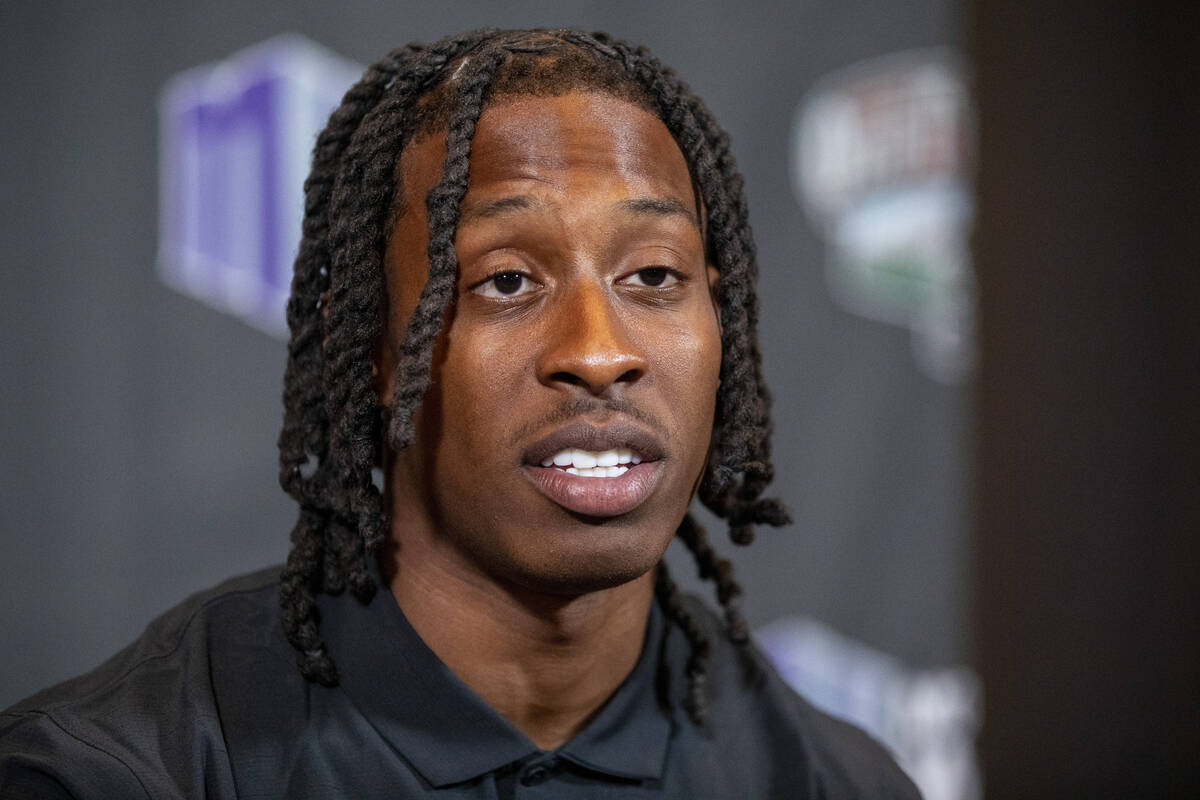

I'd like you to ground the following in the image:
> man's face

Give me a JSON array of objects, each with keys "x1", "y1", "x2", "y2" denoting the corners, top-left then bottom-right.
[{"x1": 378, "y1": 91, "x2": 721, "y2": 595}]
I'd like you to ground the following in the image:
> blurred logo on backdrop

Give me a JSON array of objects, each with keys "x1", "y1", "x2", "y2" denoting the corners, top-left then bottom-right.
[
  {"x1": 158, "y1": 35, "x2": 363, "y2": 336},
  {"x1": 792, "y1": 49, "x2": 975, "y2": 383},
  {"x1": 757, "y1": 617, "x2": 983, "y2": 800}
]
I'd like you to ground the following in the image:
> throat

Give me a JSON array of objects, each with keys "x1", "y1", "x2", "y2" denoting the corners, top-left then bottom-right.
[
  {"x1": 484, "y1": 657, "x2": 629, "y2": 750},
  {"x1": 387, "y1": 554, "x2": 656, "y2": 750}
]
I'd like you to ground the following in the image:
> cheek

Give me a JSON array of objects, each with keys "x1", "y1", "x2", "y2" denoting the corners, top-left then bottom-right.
[
  {"x1": 660, "y1": 321, "x2": 721, "y2": 384},
  {"x1": 643, "y1": 312, "x2": 722, "y2": 444},
  {"x1": 435, "y1": 321, "x2": 529, "y2": 452}
]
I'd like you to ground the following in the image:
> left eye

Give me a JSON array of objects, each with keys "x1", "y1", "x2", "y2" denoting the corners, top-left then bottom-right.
[
  {"x1": 474, "y1": 271, "x2": 536, "y2": 298},
  {"x1": 624, "y1": 267, "x2": 679, "y2": 288}
]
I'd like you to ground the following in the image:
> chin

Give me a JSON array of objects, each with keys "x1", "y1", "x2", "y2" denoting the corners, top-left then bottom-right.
[
  {"x1": 492, "y1": 521, "x2": 671, "y2": 597},
  {"x1": 513, "y1": 560, "x2": 655, "y2": 597}
]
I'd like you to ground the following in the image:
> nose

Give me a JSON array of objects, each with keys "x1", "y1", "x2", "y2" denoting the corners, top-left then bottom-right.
[{"x1": 537, "y1": 280, "x2": 647, "y2": 396}]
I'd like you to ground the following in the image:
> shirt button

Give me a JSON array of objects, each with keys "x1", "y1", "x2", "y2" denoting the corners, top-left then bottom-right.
[{"x1": 520, "y1": 764, "x2": 551, "y2": 786}]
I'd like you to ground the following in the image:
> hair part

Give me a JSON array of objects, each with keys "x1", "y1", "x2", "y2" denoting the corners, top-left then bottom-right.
[{"x1": 278, "y1": 28, "x2": 790, "y2": 726}]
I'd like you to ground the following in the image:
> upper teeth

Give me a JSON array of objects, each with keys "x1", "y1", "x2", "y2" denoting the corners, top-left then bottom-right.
[{"x1": 540, "y1": 448, "x2": 642, "y2": 477}]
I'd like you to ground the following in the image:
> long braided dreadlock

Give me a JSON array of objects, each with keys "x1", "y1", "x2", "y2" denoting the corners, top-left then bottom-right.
[{"x1": 278, "y1": 28, "x2": 790, "y2": 726}]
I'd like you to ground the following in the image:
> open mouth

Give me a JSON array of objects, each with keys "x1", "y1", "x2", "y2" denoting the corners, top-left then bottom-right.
[
  {"x1": 521, "y1": 424, "x2": 666, "y2": 517},
  {"x1": 537, "y1": 447, "x2": 643, "y2": 478}
]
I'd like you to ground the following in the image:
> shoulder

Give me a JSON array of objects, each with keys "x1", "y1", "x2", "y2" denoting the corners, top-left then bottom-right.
[
  {"x1": 4, "y1": 566, "x2": 284, "y2": 717},
  {"x1": 675, "y1": 594, "x2": 922, "y2": 800},
  {"x1": 0, "y1": 566, "x2": 287, "y2": 799}
]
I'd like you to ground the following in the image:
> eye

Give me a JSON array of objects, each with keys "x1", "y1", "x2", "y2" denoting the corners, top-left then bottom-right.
[
  {"x1": 473, "y1": 270, "x2": 537, "y2": 299},
  {"x1": 623, "y1": 266, "x2": 680, "y2": 288}
]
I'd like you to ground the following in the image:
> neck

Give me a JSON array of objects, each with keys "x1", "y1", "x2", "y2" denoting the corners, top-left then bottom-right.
[{"x1": 380, "y1": 523, "x2": 655, "y2": 751}]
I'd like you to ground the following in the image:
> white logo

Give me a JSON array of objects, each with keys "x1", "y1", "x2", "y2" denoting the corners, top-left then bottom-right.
[
  {"x1": 757, "y1": 616, "x2": 983, "y2": 800},
  {"x1": 793, "y1": 49, "x2": 975, "y2": 383}
]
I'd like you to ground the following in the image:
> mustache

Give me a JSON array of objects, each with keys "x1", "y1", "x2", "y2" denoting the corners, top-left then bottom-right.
[{"x1": 510, "y1": 397, "x2": 667, "y2": 447}]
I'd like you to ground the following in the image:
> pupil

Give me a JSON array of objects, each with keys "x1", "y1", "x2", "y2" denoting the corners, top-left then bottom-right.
[
  {"x1": 493, "y1": 272, "x2": 523, "y2": 294},
  {"x1": 640, "y1": 267, "x2": 668, "y2": 286}
]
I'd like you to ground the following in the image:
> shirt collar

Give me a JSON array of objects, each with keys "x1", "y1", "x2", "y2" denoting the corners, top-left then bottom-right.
[{"x1": 320, "y1": 574, "x2": 672, "y2": 788}]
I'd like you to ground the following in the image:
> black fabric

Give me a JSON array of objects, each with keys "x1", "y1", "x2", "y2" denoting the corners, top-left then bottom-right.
[{"x1": 0, "y1": 567, "x2": 920, "y2": 798}]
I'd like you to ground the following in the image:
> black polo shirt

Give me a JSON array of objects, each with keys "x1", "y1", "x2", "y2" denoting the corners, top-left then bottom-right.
[{"x1": 0, "y1": 567, "x2": 919, "y2": 798}]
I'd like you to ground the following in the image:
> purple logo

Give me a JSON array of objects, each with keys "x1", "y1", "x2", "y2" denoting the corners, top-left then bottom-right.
[{"x1": 158, "y1": 35, "x2": 363, "y2": 336}]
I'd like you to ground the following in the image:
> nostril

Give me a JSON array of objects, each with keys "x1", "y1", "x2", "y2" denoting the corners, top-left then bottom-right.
[
  {"x1": 551, "y1": 372, "x2": 587, "y2": 387},
  {"x1": 616, "y1": 368, "x2": 641, "y2": 383}
]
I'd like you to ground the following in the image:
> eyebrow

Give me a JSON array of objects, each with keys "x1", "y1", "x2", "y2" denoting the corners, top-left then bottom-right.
[
  {"x1": 617, "y1": 197, "x2": 700, "y2": 230},
  {"x1": 459, "y1": 195, "x2": 536, "y2": 223},
  {"x1": 458, "y1": 195, "x2": 700, "y2": 230}
]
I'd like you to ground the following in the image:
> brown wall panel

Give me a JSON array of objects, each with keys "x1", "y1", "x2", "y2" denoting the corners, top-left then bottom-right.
[{"x1": 971, "y1": 0, "x2": 1200, "y2": 795}]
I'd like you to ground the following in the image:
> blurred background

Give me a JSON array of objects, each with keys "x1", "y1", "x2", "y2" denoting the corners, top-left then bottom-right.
[{"x1": 1, "y1": 1, "x2": 1195, "y2": 797}]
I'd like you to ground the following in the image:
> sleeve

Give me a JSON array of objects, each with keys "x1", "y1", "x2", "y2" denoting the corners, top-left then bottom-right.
[{"x1": 0, "y1": 711, "x2": 151, "y2": 800}]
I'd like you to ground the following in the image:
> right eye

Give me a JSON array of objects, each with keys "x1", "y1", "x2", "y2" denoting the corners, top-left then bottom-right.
[{"x1": 473, "y1": 271, "x2": 536, "y2": 299}]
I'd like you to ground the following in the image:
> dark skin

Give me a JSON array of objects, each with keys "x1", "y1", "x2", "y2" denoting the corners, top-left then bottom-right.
[{"x1": 375, "y1": 91, "x2": 722, "y2": 749}]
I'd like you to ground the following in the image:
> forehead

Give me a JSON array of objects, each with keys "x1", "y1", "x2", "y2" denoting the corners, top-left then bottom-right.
[{"x1": 397, "y1": 91, "x2": 695, "y2": 217}]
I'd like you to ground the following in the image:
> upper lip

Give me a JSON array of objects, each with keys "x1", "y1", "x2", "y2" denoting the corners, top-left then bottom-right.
[{"x1": 522, "y1": 420, "x2": 666, "y2": 466}]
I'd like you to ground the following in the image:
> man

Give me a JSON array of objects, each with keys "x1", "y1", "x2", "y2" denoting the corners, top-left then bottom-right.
[{"x1": 0, "y1": 29, "x2": 919, "y2": 798}]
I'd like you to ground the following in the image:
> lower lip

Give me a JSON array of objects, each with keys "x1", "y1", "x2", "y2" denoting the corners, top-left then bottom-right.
[{"x1": 522, "y1": 461, "x2": 665, "y2": 517}]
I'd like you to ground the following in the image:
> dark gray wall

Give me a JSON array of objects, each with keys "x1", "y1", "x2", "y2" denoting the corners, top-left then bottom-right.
[{"x1": 0, "y1": 0, "x2": 966, "y2": 709}]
